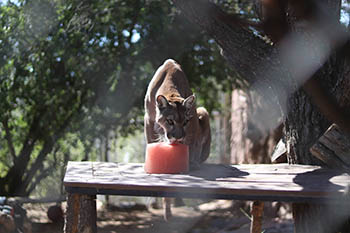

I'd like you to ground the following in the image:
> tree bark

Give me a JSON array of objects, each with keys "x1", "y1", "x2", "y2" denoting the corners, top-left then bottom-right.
[
  {"x1": 64, "y1": 194, "x2": 97, "y2": 233},
  {"x1": 284, "y1": 1, "x2": 350, "y2": 232},
  {"x1": 293, "y1": 203, "x2": 350, "y2": 233}
]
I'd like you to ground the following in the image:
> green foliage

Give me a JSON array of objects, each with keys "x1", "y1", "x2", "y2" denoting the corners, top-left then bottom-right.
[
  {"x1": 114, "y1": 130, "x2": 146, "y2": 163},
  {"x1": 0, "y1": 0, "x2": 239, "y2": 196}
]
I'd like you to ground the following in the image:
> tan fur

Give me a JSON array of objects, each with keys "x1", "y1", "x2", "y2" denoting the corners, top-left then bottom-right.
[
  {"x1": 144, "y1": 59, "x2": 211, "y2": 220},
  {"x1": 144, "y1": 59, "x2": 211, "y2": 168}
]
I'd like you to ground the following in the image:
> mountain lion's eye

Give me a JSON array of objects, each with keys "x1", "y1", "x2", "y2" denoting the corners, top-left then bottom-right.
[{"x1": 167, "y1": 119, "x2": 174, "y2": 125}]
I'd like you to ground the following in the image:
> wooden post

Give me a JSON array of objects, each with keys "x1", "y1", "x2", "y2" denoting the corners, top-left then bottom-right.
[
  {"x1": 250, "y1": 200, "x2": 264, "y2": 233},
  {"x1": 64, "y1": 193, "x2": 97, "y2": 233}
]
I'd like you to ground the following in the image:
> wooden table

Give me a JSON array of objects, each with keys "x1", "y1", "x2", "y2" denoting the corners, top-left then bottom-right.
[{"x1": 63, "y1": 162, "x2": 350, "y2": 233}]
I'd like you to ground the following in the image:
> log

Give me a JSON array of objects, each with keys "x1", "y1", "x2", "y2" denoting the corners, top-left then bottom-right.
[
  {"x1": 310, "y1": 124, "x2": 350, "y2": 170},
  {"x1": 64, "y1": 193, "x2": 96, "y2": 233},
  {"x1": 6, "y1": 196, "x2": 66, "y2": 204}
]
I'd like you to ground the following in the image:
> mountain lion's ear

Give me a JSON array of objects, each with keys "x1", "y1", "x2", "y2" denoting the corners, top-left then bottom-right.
[
  {"x1": 183, "y1": 94, "x2": 195, "y2": 110},
  {"x1": 156, "y1": 95, "x2": 168, "y2": 109}
]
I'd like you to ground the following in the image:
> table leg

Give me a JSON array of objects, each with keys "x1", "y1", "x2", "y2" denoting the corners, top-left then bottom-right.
[
  {"x1": 250, "y1": 200, "x2": 264, "y2": 233},
  {"x1": 64, "y1": 193, "x2": 97, "y2": 233}
]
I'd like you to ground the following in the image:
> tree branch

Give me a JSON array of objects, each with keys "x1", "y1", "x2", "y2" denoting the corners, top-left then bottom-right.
[
  {"x1": 171, "y1": 0, "x2": 290, "y2": 131},
  {"x1": 171, "y1": 0, "x2": 282, "y2": 84},
  {"x1": 22, "y1": 137, "x2": 55, "y2": 194},
  {"x1": 2, "y1": 118, "x2": 17, "y2": 161},
  {"x1": 14, "y1": 109, "x2": 44, "y2": 166},
  {"x1": 22, "y1": 91, "x2": 88, "y2": 195},
  {"x1": 26, "y1": 164, "x2": 56, "y2": 195},
  {"x1": 172, "y1": 0, "x2": 350, "y2": 135},
  {"x1": 1, "y1": 109, "x2": 44, "y2": 195}
]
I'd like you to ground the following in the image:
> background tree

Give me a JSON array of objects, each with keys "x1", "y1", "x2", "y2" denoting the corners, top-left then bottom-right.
[{"x1": 0, "y1": 0, "x2": 237, "y2": 196}]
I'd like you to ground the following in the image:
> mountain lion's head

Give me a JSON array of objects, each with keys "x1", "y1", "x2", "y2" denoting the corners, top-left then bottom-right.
[{"x1": 155, "y1": 94, "x2": 195, "y2": 144}]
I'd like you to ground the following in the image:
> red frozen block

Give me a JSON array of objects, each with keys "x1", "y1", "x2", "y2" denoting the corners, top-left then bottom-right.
[{"x1": 145, "y1": 142, "x2": 189, "y2": 174}]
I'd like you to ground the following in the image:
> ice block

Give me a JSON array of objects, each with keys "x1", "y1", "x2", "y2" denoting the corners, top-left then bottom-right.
[{"x1": 145, "y1": 142, "x2": 189, "y2": 174}]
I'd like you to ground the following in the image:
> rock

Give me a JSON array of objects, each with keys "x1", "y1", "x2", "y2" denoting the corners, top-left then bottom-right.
[{"x1": 47, "y1": 205, "x2": 64, "y2": 223}]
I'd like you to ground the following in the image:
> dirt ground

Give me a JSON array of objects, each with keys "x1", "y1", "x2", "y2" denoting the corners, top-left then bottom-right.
[{"x1": 24, "y1": 199, "x2": 294, "y2": 233}]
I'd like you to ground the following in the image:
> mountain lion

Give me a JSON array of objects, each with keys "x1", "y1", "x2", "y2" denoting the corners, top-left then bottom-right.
[{"x1": 144, "y1": 59, "x2": 211, "y2": 220}]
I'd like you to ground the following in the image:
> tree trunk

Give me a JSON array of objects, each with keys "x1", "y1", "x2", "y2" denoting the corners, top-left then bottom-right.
[
  {"x1": 231, "y1": 89, "x2": 282, "y2": 164},
  {"x1": 171, "y1": 0, "x2": 350, "y2": 232},
  {"x1": 212, "y1": 92, "x2": 232, "y2": 164},
  {"x1": 284, "y1": 1, "x2": 350, "y2": 232},
  {"x1": 286, "y1": 59, "x2": 350, "y2": 232},
  {"x1": 221, "y1": 92, "x2": 232, "y2": 164}
]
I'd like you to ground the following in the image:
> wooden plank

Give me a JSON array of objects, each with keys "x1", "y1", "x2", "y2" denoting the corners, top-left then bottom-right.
[
  {"x1": 64, "y1": 162, "x2": 350, "y2": 203},
  {"x1": 311, "y1": 124, "x2": 350, "y2": 169}
]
